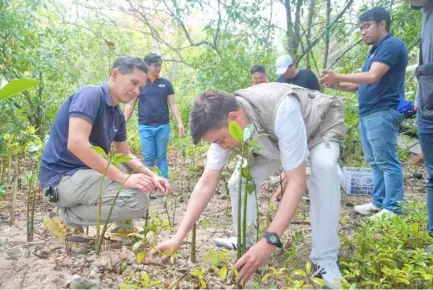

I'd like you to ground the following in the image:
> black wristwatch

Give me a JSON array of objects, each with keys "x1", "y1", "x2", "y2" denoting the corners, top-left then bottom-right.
[{"x1": 263, "y1": 231, "x2": 283, "y2": 248}]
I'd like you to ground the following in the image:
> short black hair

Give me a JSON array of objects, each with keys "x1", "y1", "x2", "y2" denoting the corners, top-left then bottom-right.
[
  {"x1": 111, "y1": 56, "x2": 148, "y2": 75},
  {"x1": 250, "y1": 64, "x2": 266, "y2": 75},
  {"x1": 144, "y1": 53, "x2": 162, "y2": 65},
  {"x1": 358, "y1": 7, "x2": 391, "y2": 32},
  {"x1": 190, "y1": 90, "x2": 240, "y2": 145}
]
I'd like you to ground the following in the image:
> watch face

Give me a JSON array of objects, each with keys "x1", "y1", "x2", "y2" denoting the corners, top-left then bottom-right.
[{"x1": 270, "y1": 235, "x2": 278, "y2": 244}]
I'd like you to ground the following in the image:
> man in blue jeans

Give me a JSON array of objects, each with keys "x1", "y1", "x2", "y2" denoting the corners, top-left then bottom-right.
[
  {"x1": 410, "y1": 0, "x2": 433, "y2": 252},
  {"x1": 321, "y1": 7, "x2": 408, "y2": 218},
  {"x1": 125, "y1": 53, "x2": 184, "y2": 179}
]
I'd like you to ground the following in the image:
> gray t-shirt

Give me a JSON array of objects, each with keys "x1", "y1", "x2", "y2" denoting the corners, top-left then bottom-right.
[{"x1": 415, "y1": 0, "x2": 433, "y2": 106}]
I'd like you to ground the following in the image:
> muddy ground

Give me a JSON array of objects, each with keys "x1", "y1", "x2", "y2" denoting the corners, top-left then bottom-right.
[{"x1": 0, "y1": 157, "x2": 427, "y2": 289}]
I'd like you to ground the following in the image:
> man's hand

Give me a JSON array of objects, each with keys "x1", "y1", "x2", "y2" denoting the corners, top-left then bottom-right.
[
  {"x1": 147, "y1": 237, "x2": 182, "y2": 264},
  {"x1": 235, "y1": 239, "x2": 275, "y2": 283},
  {"x1": 320, "y1": 69, "x2": 338, "y2": 87},
  {"x1": 124, "y1": 173, "x2": 156, "y2": 193},
  {"x1": 178, "y1": 123, "x2": 185, "y2": 137},
  {"x1": 153, "y1": 176, "x2": 171, "y2": 195}
]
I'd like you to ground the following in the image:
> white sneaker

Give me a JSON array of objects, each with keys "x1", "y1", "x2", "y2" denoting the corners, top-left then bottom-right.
[
  {"x1": 354, "y1": 202, "x2": 380, "y2": 215},
  {"x1": 312, "y1": 258, "x2": 343, "y2": 289},
  {"x1": 214, "y1": 236, "x2": 253, "y2": 251},
  {"x1": 370, "y1": 209, "x2": 396, "y2": 220}
]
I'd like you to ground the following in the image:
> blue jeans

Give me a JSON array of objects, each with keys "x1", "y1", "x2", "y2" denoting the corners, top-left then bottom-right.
[
  {"x1": 359, "y1": 109, "x2": 405, "y2": 213},
  {"x1": 138, "y1": 123, "x2": 170, "y2": 178},
  {"x1": 417, "y1": 114, "x2": 433, "y2": 234}
]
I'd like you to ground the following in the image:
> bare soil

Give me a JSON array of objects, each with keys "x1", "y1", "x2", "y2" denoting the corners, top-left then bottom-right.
[{"x1": 0, "y1": 158, "x2": 427, "y2": 289}]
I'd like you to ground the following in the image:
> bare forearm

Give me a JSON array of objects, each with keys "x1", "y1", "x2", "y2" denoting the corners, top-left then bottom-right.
[
  {"x1": 170, "y1": 103, "x2": 183, "y2": 125},
  {"x1": 336, "y1": 82, "x2": 359, "y2": 92},
  {"x1": 124, "y1": 105, "x2": 134, "y2": 123},
  {"x1": 267, "y1": 178, "x2": 306, "y2": 237},
  {"x1": 68, "y1": 141, "x2": 126, "y2": 183},
  {"x1": 337, "y1": 72, "x2": 377, "y2": 85}
]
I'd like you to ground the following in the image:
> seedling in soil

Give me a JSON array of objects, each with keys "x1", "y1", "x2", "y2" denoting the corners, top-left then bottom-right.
[
  {"x1": 90, "y1": 145, "x2": 134, "y2": 255},
  {"x1": 228, "y1": 121, "x2": 266, "y2": 258}
]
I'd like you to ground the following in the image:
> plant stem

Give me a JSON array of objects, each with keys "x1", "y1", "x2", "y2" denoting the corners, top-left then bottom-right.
[
  {"x1": 242, "y1": 154, "x2": 251, "y2": 256},
  {"x1": 9, "y1": 158, "x2": 18, "y2": 226},
  {"x1": 95, "y1": 164, "x2": 110, "y2": 255},
  {"x1": 163, "y1": 197, "x2": 172, "y2": 227},
  {"x1": 191, "y1": 223, "x2": 197, "y2": 263},
  {"x1": 237, "y1": 155, "x2": 244, "y2": 259},
  {"x1": 98, "y1": 165, "x2": 141, "y2": 254},
  {"x1": 172, "y1": 195, "x2": 177, "y2": 226}
]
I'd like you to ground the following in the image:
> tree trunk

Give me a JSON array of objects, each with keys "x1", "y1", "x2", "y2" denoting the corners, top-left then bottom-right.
[
  {"x1": 305, "y1": 0, "x2": 316, "y2": 69},
  {"x1": 323, "y1": 0, "x2": 332, "y2": 69},
  {"x1": 293, "y1": 0, "x2": 303, "y2": 57},
  {"x1": 284, "y1": 0, "x2": 296, "y2": 56}
]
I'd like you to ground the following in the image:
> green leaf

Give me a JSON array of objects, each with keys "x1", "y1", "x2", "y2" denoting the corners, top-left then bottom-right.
[
  {"x1": 243, "y1": 123, "x2": 254, "y2": 142},
  {"x1": 219, "y1": 266, "x2": 228, "y2": 281},
  {"x1": 261, "y1": 273, "x2": 272, "y2": 282},
  {"x1": 291, "y1": 269, "x2": 306, "y2": 277},
  {"x1": 127, "y1": 233, "x2": 144, "y2": 240},
  {"x1": 140, "y1": 271, "x2": 150, "y2": 288},
  {"x1": 311, "y1": 277, "x2": 326, "y2": 287},
  {"x1": 305, "y1": 260, "x2": 312, "y2": 274},
  {"x1": 91, "y1": 146, "x2": 108, "y2": 159},
  {"x1": 241, "y1": 168, "x2": 253, "y2": 181},
  {"x1": 229, "y1": 264, "x2": 240, "y2": 279},
  {"x1": 0, "y1": 79, "x2": 39, "y2": 102},
  {"x1": 250, "y1": 145, "x2": 263, "y2": 152},
  {"x1": 111, "y1": 154, "x2": 133, "y2": 166},
  {"x1": 120, "y1": 263, "x2": 128, "y2": 274},
  {"x1": 247, "y1": 183, "x2": 255, "y2": 194},
  {"x1": 251, "y1": 133, "x2": 268, "y2": 146},
  {"x1": 136, "y1": 252, "x2": 146, "y2": 263},
  {"x1": 349, "y1": 283, "x2": 357, "y2": 289},
  {"x1": 229, "y1": 121, "x2": 243, "y2": 142},
  {"x1": 132, "y1": 241, "x2": 143, "y2": 252}
]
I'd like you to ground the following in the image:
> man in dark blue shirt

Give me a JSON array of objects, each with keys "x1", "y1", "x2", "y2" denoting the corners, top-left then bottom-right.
[
  {"x1": 124, "y1": 53, "x2": 184, "y2": 179},
  {"x1": 321, "y1": 7, "x2": 407, "y2": 217},
  {"x1": 40, "y1": 56, "x2": 170, "y2": 237}
]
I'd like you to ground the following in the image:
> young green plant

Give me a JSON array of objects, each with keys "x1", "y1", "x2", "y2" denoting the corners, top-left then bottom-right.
[
  {"x1": 228, "y1": 121, "x2": 265, "y2": 258},
  {"x1": 91, "y1": 146, "x2": 135, "y2": 255}
]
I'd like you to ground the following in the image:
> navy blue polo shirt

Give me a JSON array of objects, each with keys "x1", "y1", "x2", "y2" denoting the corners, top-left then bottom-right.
[
  {"x1": 39, "y1": 83, "x2": 127, "y2": 188},
  {"x1": 138, "y1": 77, "x2": 174, "y2": 125},
  {"x1": 358, "y1": 34, "x2": 408, "y2": 117}
]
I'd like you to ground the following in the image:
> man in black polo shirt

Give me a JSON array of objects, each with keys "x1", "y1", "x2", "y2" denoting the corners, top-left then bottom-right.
[
  {"x1": 125, "y1": 53, "x2": 184, "y2": 179},
  {"x1": 276, "y1": 54, "x2": 321, "y2": 91},
  {"x1": 40, "y1": 56, "x2": 170, "y2": 238}
]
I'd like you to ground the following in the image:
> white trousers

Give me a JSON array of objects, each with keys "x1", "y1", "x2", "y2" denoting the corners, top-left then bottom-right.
[{"x1": 228, "y1": 141, "x2": 342, "y2": 263}]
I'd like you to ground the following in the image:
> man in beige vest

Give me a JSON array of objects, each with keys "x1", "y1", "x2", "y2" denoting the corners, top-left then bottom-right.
[{"x1": 150, "y1": 83, "x2": 346, "y2": 288}]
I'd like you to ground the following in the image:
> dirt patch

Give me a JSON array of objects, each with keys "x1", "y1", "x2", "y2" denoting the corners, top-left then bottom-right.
[{"x1": 0, "y1": 161, "x2": 427, "y2": 289}]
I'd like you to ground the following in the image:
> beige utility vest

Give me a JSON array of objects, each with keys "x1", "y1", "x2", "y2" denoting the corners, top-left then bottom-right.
[{"x1": 234, "y1": 82, "x2": 347, "y2": 151}]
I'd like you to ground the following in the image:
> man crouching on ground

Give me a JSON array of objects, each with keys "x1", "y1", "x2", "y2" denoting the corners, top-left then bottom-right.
[
  {"x1": 149, "y1": 83, "x2": 346, "y2": 288},
  {"x1": 39, "y1": 56, "x2": 170, "y2": 239}
]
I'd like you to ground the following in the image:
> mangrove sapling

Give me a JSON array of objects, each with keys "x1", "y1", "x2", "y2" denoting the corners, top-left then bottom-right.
[
  {"x1": 228, "y1": 121, "x2": 265, "y2": 258},
  {"x1": 9, "y1": 159, "x2": 18, "y2": 226},
  {"x1": 26, "y1": 143, "x2": 43, "y2": 242},
  {"x1": 91, "y1": 145, "x2": 134, "y2": 255}
]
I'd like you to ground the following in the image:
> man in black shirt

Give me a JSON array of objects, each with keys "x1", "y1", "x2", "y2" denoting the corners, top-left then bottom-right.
[{"x1": 275, "y1": 54, "x2": 321, "y2": 91}]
